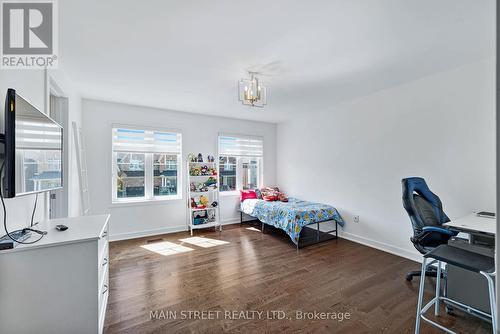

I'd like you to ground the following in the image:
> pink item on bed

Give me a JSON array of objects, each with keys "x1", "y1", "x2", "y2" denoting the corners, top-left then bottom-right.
[{"x1": 240, "y1": 190, "x2": 258, "y2": 202}]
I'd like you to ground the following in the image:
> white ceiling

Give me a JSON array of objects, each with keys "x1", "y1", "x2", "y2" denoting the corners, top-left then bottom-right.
[{"x1": 59, "y1": 0, "x2": 495, "y2": 123}]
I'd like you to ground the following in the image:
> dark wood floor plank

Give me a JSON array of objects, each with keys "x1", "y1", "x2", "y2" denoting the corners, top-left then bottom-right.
[{"x1": 104, "y1": 223, "x2": 491, "y2": 333}]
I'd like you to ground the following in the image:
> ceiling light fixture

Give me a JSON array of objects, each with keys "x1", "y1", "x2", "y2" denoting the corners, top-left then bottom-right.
[{"x1": 238, "y1": 72, "x2": 267, "y2": 108}]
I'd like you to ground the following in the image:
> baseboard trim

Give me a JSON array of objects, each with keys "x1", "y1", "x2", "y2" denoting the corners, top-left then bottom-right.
[
  {"x1": 109, "y1": 219, "x2": 241, "y2": 242},
  {"x1": 221, "y1": 218, "x2": 240, "y2": 225},
  {"x1": 339, "y1": 231, "x2": 421, "y2": 263}
]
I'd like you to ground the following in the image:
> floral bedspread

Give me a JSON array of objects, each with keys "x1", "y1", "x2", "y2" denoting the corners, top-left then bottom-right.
[{"x1": 240, "y1": 198, "x2": 344, "y2": 245}]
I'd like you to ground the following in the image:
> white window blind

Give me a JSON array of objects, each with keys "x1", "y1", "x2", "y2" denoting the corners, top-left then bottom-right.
[
  {"x1": 16, "y1": 119, "x2": 62, "y2": 150},
  {"x1": 218, "y1": 134, "x2": 263, "y2": 157},
  {"x1": 112, "y1": 128, "x2": 181, "y2": 153}
]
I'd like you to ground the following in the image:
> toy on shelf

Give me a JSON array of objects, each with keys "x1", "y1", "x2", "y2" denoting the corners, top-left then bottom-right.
[
  {"x1": 199, "y1": 195, "x2": 209, "y2": 207},
  {"x1": 207, "y1": 155, "x2": 215, "y2": 162},
  {"x1": 192, "y1": 196, "x2": 204, "y2": 208},
  {"x1": 207, "y1": 210, "x2": 216, "y2": 222},
  {"x1": 189, "y1": 166, "x2": 201, "y2": 176},
  {"x1": 190, "y1": 178, "x2": 217, "y2": 193},
  {"x1": 193, "y1": 210, "x2": 207, "y2": 225},
  {"x1": 205, "y1": 177, "x2": 217, "y2": 187},
  {"x1": 197, "y1": 153, "x2": 203, "y2": 162},
  {"x1": 189, "y1": 165, "x2": 218, "y2": 177}
]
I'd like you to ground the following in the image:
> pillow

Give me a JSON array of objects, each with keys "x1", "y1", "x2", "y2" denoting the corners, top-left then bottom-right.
[
  {"x1": 263, "y1": 195, "x2": 278, "y2": 201},
  {"x1": 240, "y1": 190, "x2": 257, "y2": 202},
  {"x1": 254, "y1": 189, "x2": 263, "y2": 199},
  {"x1": 278, "y1": 192, "x2": 288, "y2": 202},
  {"x1": 260, "y1": 187, "x2": 277, "y2": 198},
  {"x1": 260, "y1": 187, "x2": 288, "y2": 202}
]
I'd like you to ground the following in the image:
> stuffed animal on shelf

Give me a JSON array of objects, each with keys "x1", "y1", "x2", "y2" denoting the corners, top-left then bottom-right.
[
  {"x1": 201, "y1": 165, "x2": 208, "y2": 175},
  {"x1": 196, "y1": 182, "x2": 208, "y2": 192},
  {"x1": 193, "y1": 196, "x2": 203, "y2": 208},
  {"x1": 204, "y1": 177, "x2": 217, "y2": 187},
  {"x1": 199, "y1": 195, "x2": 209, "y2": 207},
  {"x1": 208, "y1": 167, "x2": 217, "y2": 175},
  {"x1": 190, "y1": 198, "x2": 196, "y2": 208},
  {"x1": 190, "y1": 166, "x2": 201, "y2": 176}
]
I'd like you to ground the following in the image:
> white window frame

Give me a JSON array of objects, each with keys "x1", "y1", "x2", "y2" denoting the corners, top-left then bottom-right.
[
  {"x1": 111, "y1": 125, "x2": 182, "y2": 204},
  {"x1": 217, "y1": 134, "x2": 263, "y2": 196}
]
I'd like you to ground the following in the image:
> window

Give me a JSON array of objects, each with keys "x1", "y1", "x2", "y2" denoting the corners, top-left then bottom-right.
[
  {"x1": 153, "y1": 153, "x2": 178, "y2": 196},
  {"x1": 218, "y1": 134, "x2": 263, "y2": 193},
  {"x1": 112, "y1": 127, "x2": 182, "y2": 202},
  {"x1": 219, "y1": 156, "x2": 236, "y2": 191}
]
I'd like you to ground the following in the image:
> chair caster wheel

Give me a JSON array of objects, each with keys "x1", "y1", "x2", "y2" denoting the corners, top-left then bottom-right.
[
  {"x1": 406, "y1": 274, "x2": 413, "y2": 282},
  {"x1": 445, "y1": 306, "x2": 454, "y2": 315}
]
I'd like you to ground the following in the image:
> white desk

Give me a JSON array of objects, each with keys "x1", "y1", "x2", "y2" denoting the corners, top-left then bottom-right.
[{"x1": 444, "y1": 213, "x2": 496, "y2": 235}]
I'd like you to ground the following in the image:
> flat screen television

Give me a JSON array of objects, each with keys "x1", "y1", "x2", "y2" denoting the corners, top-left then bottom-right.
[{"x1": 2, "y1": 89, "x2": 63, "y2": 198}]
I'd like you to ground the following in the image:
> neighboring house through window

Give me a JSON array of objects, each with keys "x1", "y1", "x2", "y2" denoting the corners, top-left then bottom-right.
[{"x1": 112, "y1": 127, "x2": 182, "y2": 203}]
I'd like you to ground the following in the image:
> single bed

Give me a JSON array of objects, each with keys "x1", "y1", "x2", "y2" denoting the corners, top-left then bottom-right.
[{"x1": 240, "y1": 197, "x2": 344, "y2": 249}]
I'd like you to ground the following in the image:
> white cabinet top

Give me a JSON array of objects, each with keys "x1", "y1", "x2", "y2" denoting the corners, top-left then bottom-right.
[{"x1": 0, "y1": 214, "x2": 110, "y2": 254}]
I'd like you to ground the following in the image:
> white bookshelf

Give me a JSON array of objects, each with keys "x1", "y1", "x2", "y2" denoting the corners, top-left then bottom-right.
[{"x1": 186, "y1": 158, "x2": 221, "y2": 235}]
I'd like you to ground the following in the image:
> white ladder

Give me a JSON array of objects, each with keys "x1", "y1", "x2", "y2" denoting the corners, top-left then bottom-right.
[{"x1": 72, "y1": 121, "x2": 91, "y2": 215}]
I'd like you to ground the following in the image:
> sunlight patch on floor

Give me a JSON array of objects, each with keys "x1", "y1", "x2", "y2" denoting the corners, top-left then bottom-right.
[
  {"x1": 179, "y1": 236, "x2": 230, "y2": 248},
  {"x1": 141, "y1": 241, "x2": 194, "y2": 256},
  {"x1": 245, "y1": 227, "x2": 261, "y2": 232}
]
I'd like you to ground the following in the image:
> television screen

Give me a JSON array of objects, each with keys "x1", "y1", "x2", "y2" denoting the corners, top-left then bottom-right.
[{"x1": 3, "y1": 89, "x2": 63, "y2": 198}]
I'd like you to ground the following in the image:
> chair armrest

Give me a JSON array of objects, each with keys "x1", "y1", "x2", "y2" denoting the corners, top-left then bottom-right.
[
  {"x1": 421, "y1": 226, "x2": 458, "y2": 236},
  {"x1": 410, "y1": 226, "x2": 458, "y2": 248}
]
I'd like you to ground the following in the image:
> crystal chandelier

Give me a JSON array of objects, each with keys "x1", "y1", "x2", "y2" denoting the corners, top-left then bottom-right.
[{"x1": 238, "y1": 72, "x2": 267, "y2": 107}]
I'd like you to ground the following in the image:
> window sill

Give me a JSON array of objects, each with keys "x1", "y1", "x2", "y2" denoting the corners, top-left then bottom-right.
[
  {"x1": 220, "y1": 191, "x2": 239, "y2": 197},
  {"x1": 110, "y1": 196, "x2": 183, "y2": 208}
]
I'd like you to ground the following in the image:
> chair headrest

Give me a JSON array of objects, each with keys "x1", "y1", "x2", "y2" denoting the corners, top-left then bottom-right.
[{"x1": 402, "y1": 177, "x2": 449, "y2": 226}]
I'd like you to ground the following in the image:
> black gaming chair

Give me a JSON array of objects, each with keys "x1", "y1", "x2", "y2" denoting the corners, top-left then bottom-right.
[{"x1": 402, "y1": 177, "x2": 458, "y2": 281}]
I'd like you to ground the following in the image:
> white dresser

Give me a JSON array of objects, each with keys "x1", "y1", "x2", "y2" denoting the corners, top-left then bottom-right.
[{"x1": 0, "y1": 214, "x2": 110, "y2": 334}]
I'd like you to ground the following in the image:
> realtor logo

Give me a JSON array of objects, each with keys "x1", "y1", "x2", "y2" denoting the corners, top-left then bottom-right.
[{"x1": 1, "y1": 0, "x2": 58, "y2": 68}]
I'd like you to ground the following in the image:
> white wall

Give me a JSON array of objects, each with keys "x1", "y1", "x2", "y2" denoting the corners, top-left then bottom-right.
[
  {"x1": 277, "y1": 59, "x2": 495, "y2": 261},
  {"x1": 82, "y1": 99, "x2": 277, "y2": 240}
]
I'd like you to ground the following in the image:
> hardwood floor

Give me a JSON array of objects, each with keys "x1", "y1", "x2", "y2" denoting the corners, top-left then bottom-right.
[{"x1": 104, "y1": 223, "x2": 490, "y2": 334}]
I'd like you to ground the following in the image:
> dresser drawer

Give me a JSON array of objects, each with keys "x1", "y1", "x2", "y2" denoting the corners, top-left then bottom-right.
[
  {"x1": 97, "y1": 222, "x2": 109, "y2": 261},
  {"x1": 98, "y1": 242, "x2": 109, "y2": 287},
  {"x1": 98, "y1": 270, "x2": 109, "y2": 315}
]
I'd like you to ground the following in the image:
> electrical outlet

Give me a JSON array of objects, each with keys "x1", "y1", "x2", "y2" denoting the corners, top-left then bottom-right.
[{"x1": 353, "y1": 215, "x2": 360, "y2": 223}]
